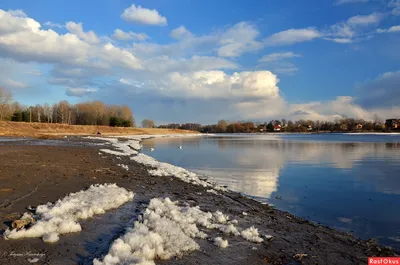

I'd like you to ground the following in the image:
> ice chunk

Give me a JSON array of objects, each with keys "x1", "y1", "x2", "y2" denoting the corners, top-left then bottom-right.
[
  {"x1": 241, "y1": 226, "x2": 264, "y2": 243},
  {"x1": 214, "y1": 237, "x2": 229, "y2": 248}
]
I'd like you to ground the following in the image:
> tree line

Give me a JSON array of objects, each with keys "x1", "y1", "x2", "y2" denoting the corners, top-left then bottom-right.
[
  {"x1": 0, "y1": 88, "x2": 134, "y2": 127},
  {"x1": 144, "y1": 117, "x2": 395, "y2": 133}
]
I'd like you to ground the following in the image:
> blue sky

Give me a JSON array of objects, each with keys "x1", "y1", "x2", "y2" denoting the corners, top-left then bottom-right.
[{"x1": 0, "y1": 0, "x2": 399, "y2": 124}]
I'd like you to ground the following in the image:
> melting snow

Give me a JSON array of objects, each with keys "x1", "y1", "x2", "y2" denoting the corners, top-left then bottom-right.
[
  {"x1": 241, "y1": 226, "x2": 264, "y2": 243},
  {"x1": 94, "y1": 198, "x2": 263, "y2": 265},
  {"x1": 214, "y1": 237, "x2": 229, "y2": 248},
  {"x1": 4, "y1": 184, "x2": 134, "y2": 243}
]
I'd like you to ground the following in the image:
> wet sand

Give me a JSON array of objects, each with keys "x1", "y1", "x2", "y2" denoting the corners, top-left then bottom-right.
[{"x1": 0, "y1": 138, "x2": 398, "y2": 265}]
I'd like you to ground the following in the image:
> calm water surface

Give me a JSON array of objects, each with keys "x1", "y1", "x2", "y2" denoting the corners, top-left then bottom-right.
[{"x1": 142, "y1": 133, "x2": 400, "y2": 250}]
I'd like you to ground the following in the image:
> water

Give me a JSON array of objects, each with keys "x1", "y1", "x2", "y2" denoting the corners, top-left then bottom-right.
[{"x1": 142, "y1": 133, "x2": 400, "y2": 250}]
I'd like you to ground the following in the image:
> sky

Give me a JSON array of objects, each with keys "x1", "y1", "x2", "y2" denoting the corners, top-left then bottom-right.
[{"x1": 0, "y1": 0, "x2": 399, "y2": 124}]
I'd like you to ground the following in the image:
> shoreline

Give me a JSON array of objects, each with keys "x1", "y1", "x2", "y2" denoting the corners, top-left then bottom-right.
[{"x1": 0, "y1": 136, "x2": 398, "y2": 264}]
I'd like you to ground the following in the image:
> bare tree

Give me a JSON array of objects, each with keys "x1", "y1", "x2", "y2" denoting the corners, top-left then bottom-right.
[
  {"x1": 0, "y1": 87, "x2": 12, "y2": 120},
  {"x1": 142, "y1": 119, "x2": 155, "y2": 128}
]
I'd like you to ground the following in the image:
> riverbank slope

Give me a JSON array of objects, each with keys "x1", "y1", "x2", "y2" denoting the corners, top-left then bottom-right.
[
  {"x1": 0, "y1": 121, "x2": 195, "y2": 138},
  {"x1": 0, "y1": 137, "x2": 398, "y2": 265}
]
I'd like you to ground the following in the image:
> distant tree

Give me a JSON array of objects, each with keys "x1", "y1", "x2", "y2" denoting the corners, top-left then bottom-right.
[
  {"x1": 142, "y1": 119, "x2": 155, "y2": 128},
  {"x1": 217, "y1": 120, "x2": 228, "y2": 133},
  {"x1": 0, "y1": 87, "x2": 12, "y2": 120},
  {"x1": 267, "y1": 121, "x2": 274, "y2": 132}
]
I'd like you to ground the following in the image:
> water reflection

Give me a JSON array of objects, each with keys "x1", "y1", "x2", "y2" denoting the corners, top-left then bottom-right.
[{"x1": 143, "y1": 134, "x2": 400, "y2": 249}]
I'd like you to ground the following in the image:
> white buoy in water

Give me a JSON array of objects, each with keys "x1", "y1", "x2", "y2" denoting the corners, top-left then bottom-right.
[
  {"x1": 150, "y1": 148, "x2": 155, "y2": 152},
  {"x1": 178, "y1": 146, "x2": 182, "y2": 149}
]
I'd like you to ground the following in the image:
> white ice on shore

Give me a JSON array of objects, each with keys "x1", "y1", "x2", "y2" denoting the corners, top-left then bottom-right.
[
  {"x1": 86, "y1": 135, "x2": 226, "y2": 192},
  {"x1": 117, "y1": 164, "x2": 129, "y2": 171},
  {"x1": 241, "y1": 226, "x2": 264, "y2": 243},
  {"x1": 3, "y1": 184, "x2": 134, "y2": 242},
  {"x1": 214, "y1": 237, "x2": 229, "y2": 248},
  {"x1": 132, "y1": 153, "x2": 226, "y2": 191},
  {"x1": 94, "y1": 198, "x2": 263, "y2": 265}
]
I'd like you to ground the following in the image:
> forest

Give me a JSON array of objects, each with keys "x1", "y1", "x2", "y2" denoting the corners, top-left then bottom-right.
[{"x1": 0, "y1": 88, "x2": 134, "y2": 127}]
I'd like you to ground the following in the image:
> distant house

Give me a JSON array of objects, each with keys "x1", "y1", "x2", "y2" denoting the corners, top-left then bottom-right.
[
  {"x1": 274, "y1": 125, "x2": 281, "y2": 132},
  {"x1": 356, "y1": 124, "x2": 363, "y2": 130},
  {"x1": 307, "y1": 125, "x2": 313, "y2": 131},
  {"x1": 340, "y1": 124, "x2": 348, "y2": 131},
  {"x1": 385, "y1": 119, "x2": 400, "y2": 130}
]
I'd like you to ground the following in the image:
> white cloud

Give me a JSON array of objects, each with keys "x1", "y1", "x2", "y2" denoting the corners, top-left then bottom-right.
[
  {"x1": 66, "y1": 87, "x2": 97, "y2": 97},
  {"x1": 2, "y1": 78, "x2": 28, "y2": 89},
  {"x1": 376, "y1": 25, "x2": 400, "y2": 33},
  {"x1": 334, "y1": 0, "x2": 368, "y2": 5},
  {"x1": 44, "y1": 21, "x2": 64, "y2": 29},
  {"x1": 164, "y1": 70, "x2": 280, "y2": 100},
  {"x1": 390, "y1": 0, "x2": 400, "y2": 16},
  {"x1": 170, "y1": 26, "x2": 193, "y2": 40},
  {"x1": 264, "y1": 28, "x2": 321, "y2": 46},
  {"x1": 144, "y1": 55, "x2": 237, "y2": 73},
  {"x1": 121, "y1": 4, "x2": 167, "y2": 26},
  {"x1": 347, "y1": 13, "x2": 383, "y2": 26},
  {"x1": 259, "y1": 52, "x2": 301, "y2": 62},
  {"x1": 66, "y1": 21, "x2": 100, "y2": 44},
  {"x1": 218, "y1": 22, "x2": 263, "y2": 57},
  {"x1": 112, "y1": 29, "x2": 149, "y2": 41},
  {"x1": 7, "y1": 9, "x2": 27, "y2": 17}
]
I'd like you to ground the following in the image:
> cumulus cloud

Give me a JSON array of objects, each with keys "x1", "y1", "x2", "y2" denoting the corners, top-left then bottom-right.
[
  {"x1": 264, "y1": 28, "x2": 321, "y2": 46},
  {"x1": 44, "y1": 21, "x2": 64, "y2": 29},
  {"x1": 259, "y1": 52, "x2": 301, "y2": 62},
  {"x1": 66, "y1": 87, "x2": 97, "y2": 97},
  {"x1": 121, "y1": 4, "x2": 167, "y2": 26},
  {"x1": 7, "y1": 9, "x2": 27, "y2": 17},
  {"x1": 164, "y1": 70, "x2": 280, "y2": 100},
  {"x1": 112, "y1": 29, "x2": 149, "y2": 41},
  {"x1": 66, "y1": 21, "x2": 100, "y2": 44},
  {"x1": 218, "y1": 22, "x2": 263, "y2": 57},
  {"x1": 170, "y1": 26, "x2": 193, "y2": 40}
]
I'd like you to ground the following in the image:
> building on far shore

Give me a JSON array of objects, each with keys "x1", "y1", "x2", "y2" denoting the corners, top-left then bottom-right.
[
  {"x1": 356, "y1": 124, "x2": 363, "y2": 130},
  {"x1": 385, "y1": 119, "x2": 400, "y2": 130},
  {"x1": 340, "y1": 124, "x2": 348, "y2": 131},
  {"x1": 274, "y1": 125, "x2": 281, "y2": 132}
]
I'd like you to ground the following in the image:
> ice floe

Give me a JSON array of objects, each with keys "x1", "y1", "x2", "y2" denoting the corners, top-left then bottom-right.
[
  {"x1": 4, "y1": 184, "x2": 134, "y2": 242},
  {"x1": 94, "y1": 198, "x2": 263, "y2": 265}
]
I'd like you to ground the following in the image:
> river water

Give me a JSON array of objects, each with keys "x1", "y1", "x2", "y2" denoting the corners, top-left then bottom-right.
[{"x1": 142, "y1": 133, "x2": 400, "y2": 250}]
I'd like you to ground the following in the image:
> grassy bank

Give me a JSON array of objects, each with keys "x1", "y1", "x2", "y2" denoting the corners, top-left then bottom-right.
[{"x1": 0, "y1": 121, "x2": 195, "y2": 138}]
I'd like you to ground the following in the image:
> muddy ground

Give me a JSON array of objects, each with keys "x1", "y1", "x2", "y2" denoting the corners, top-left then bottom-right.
[{"x1": 0, "y1": 138, "x2": 398, "y2": 265}]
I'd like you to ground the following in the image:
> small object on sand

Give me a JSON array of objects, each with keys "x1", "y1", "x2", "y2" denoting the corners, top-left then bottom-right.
[
  {"x1": 96, "y1": 131, "x2": 102, "y2": 135},
  {"x1": 12, "y1": 213, "x2": 35, "y2": 230},
  {"x1": 27, "y1": 258, "x2": 40, "y2": 263},
  {"x1": 27, "y1": 205, "x2": 36, "y2": 211},
  {"x1": 293, "y1": 253, "x2": 308, "y2": 261},
  {"x1": 242, "y1": 212, "x2": 248, "y2": 216}
]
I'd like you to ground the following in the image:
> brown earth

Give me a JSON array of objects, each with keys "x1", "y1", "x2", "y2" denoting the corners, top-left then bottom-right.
[
  {"x1": 0, "y1": 121, "x2": 195, "y2": 138},
  {"x1": 0, "y1": 138, "x2": 398, "y2": 265}
]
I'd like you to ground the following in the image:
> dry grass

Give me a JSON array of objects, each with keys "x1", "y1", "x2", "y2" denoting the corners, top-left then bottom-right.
[{"x1": 0, "y1": 121, "x2": 196, "y2": 138}]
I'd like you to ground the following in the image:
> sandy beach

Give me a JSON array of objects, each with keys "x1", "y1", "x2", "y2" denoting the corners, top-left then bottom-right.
[{"x1": 0, "y1": 136, "x2": 398, "y2": 265}]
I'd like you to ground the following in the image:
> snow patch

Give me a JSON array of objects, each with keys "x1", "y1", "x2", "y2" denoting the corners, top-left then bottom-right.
[
  {"x1": 117, "y1": 164, "x2": 129, "y2": 171},
  {"x1": 94, "y1": 198, "x2": 263, "y2": 265},
  {"x1": 214, "y1": 237, "x2": 229, "y2": 248},
  {"x1": 241, "y1": 226, "x2": 264, "y2": 243},
  {"x1": 132, "y1": 153, "x2": 226, "y2": 191},
  {"x1": 4, "y1": 184, "x2": 134, "y2": 242}
]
